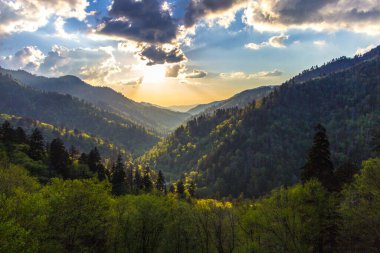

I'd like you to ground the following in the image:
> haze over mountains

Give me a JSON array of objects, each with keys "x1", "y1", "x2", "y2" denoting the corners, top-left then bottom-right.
[{"x1": 0, "y1": 68, "x2": 190, "y2": 134}]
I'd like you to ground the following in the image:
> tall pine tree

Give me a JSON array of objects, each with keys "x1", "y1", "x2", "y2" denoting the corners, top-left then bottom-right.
[
  {"x1": 301, "y1": 124, "x2": 335, "y2": 192},
  {"x1": 49, "y1": 138, "x2": 70, "y2": 179},
  {"x1": 28, "y1": 128, "x2": 45, "y2": 161},
  {"x1": 111, "y1": 155, "x2": 126, "y2": 196},
  {"x1": 155, "y1": 170, "x2": 166, "y2": 193}
]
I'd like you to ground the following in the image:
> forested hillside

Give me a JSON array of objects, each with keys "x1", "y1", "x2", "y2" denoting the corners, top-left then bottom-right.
[
  {"x1": 0, "y1": 114, "x2": 127, "y2": 158},
  {"x1": 141, "y1": 53, "x2": 380, "y2": 197},
  {"x1": 1, "y1": 120, "x2": 379, "y2": 253},
  {"x1": 0, "y1": 74, "x2": 159, "y2": 155},
  {"x1": 187, "y1": 86, "x2": 273, "y2": 115},
  {"x1": 0, "y1": 68, "x2": 190, "y2": 133}
]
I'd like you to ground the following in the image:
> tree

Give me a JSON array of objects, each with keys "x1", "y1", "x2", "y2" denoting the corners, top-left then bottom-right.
[
  {"x1": 133, "y1": 168, "x2": 143, "y2": 193},
  {"x1": 142, "y1": 167, "x2": 153, "y2": 192},
  {"x1": 156, "y1": 170, "x2": 166, "y2": 193},
  {"x1": 14, "y1": 127, "x2": 28, "y2": 144},
  {"x1": 111, "y1": 155, "x2": 126, "y2": 196},
  {"x1": 338, "y1": 158, "x2": 380, "y2": 252},
  {"x1": 88, "y1": 147, "x2": 106, "y2": 181},
  {"x1": 28, "y1": 128, "x2": 45, "y2": 161},
  {"x1": 301, "y1": 124, "x2": 335, "y2": 191},
  {"x1": 187, "y1": 181, "x2": 196, "y2": 197},
  {"x1": 49, "y1": 138, "x2": 70, "y2": 179},
  {"x1": 176, "y1": 179, "x2": 185, "y2": 195},
  {"x1": 0, "y1": 121, "x2": 14, "y2": 143}
]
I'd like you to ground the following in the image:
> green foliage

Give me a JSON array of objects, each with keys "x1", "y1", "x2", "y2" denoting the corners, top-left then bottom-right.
[
  {"x1": 0, "y1": 75, "x2": 159, "y2": 155},
  {"x1": 141, "y1": 56, "x2": 380, "y2": 197},
  {"x1": 338, "y1": 158, "x2": 380, "y2": 252}
]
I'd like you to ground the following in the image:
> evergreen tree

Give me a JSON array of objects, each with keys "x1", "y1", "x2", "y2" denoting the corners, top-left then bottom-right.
[
  {"x1": 0, "y1": 121, "x2": 14, "y2": 143},
  {"x1": 68, "y1": 145, "x2": 79, "y2": 161},
  {"x1": 87, "y1": 147, "x2": 106, "y2": 181},
  {"x1": 125, "y1": 166, "x2": 134, "y2": 193},
  {"x1": 176, "y1": 179, "x2": 185, "y2": 195},
  {"x1": 49, "y1": 138, "x2": 70, "y2": 179},
  {"x1": 78, "y1": 152, "x2": 88, "y2": 164},
  {"x1": 111, "y1": 155, "x2": 126, "y2": 195},
  {"x1": 301, "y1": 124, "x2": 335, "y2": 191},
  {"x1": 156, "y1": 170, "x2": 166, "y2": 193},
  {"x1": 169, "y1": 184, "x2": 176, "y2": 194},
  {"x1": 134, "y1": 168, "x2": 143, "y2": 193},
  {"x1": 88, "y1": 147, "x2": 101, "y2": 173},
  {"x1": 28, "y1": 128, "x2": 45, "y2": 161},
  {"x1": 142, "y1": 167, "x2": 153, "y2": 192},
  {"x1": 14, "y1": 127, "x2": 27, "y2": 144}
]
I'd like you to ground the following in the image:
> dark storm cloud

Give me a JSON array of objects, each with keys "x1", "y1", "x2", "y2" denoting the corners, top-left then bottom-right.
[
  {"x1": 245, "y1": 0, "x2": 380, "y2": 33},
  {"x1": 184, "y1": 0, "x2": 245, "y2": 27},
  {"x1": 98, "y1": 0, "x2": 178, "y2": 44},
  {"x1": 139, "y1": 45, "x2": 186, "y2": 65}
]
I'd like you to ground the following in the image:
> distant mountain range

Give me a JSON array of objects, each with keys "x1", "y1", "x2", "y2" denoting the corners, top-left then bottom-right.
[
  {"x1": 0, "y1": 68, "x2": 190, "y2": 134},
  {"x1": 0, "y1": 74, "x2": 159, "y2": 156},
  {"x1": 140, "y1": 44, "x2": 380, "y2": 197},
  {"x1": 187, "y1": 86, "x2": 274, "y2": 115}
]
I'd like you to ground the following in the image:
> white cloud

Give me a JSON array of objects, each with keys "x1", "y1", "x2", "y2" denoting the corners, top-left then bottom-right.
[
  {"x1": 0, "y1": 0, "x2": 89, "y2": 35},
  {"x1": 355, "y1": 44, "x2": 376, "y2": 56},
  {"x1": 220, "y1": 69, "x2": 282, "y2": 79},
  {"x1": 0, "y1": 46, "x2": 45, "y2": 72},
  {"x1": 313, "y1": 40, "x2": 327, "y2": 46},
  {"x1": 245, "y1": 34, "x2": 288, "y2": 50}
]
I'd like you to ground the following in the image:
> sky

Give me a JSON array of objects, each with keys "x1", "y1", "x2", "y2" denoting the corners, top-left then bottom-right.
[{"x1": 1, "y1": 0, "x2": 380, "y2": 106}]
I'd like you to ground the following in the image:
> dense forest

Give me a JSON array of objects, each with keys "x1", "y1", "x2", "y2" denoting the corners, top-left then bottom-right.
[
  {"x1": 0, "y1": 113, "x2": 128, "y2": 159},
  {"x1": 1, "y1": 120, "x2": 379, "y2": 253},
  {"x1": 141, "y1": 51, "x2": 380, "y2": 197},
  {"x1": 0, "y1": 73, "x2": 159, "y2": 155}
]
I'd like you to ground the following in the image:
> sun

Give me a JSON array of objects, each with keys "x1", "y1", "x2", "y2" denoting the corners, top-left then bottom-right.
[{"x1": 142, "y1": 65, "x2": 166, "y2": 84}]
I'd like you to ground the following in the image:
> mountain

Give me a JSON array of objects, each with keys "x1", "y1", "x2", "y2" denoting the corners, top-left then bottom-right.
[
  {"x1": 140, "y1": 48, "x2": 380, "y2": 197},
  {"x1": 291, "y1": 45, "x2": 380, "y2": 83},
  {"x1": 0, "y1": 68, "x2": 190, "y2": 134},
  {"x1": 187, "y1": 86, "x2": 274, "y2": 115},
  {"x1": 166, "y1": 104, "x2": 199, "y2": 113},
  {"x1": 0, "y1": 74, "x2": 159, "y2": 155},
  {"x1": 0, "y1": 113, "x2": 128, "y2": 158}
]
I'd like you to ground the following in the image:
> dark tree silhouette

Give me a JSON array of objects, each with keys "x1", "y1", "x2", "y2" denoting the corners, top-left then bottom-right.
[
  {"x1": 28, "y1": 128, "x2": 45, "y2": 161},
  {"x1": 301, "y1": 124, "x2": 335, "y2": 192},
  {"x1": 111, "y1": 155, "x2": 126, "y2": 196}
]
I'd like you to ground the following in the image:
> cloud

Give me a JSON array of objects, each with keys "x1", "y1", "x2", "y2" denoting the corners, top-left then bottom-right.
[
  {"x1": 97, "y1": 0, "x2": 178, "y2": 44},
  {"x1": 242, "y1": 0, "x2": 380, "y2": 34},
  {"x1": 184, "y1": 0, "x2": 247, "y2": 28},
  {"x1": 123, "y1": 77, "x2": 144, "y2": 86},
  {"x1": 268, "y1": 34, "x2": 289, "y2": 48},
  {"x1": 355, "y1": 44, "x2": 376, "y2": 56},
  {"x1": 165, "y1": 64, "x2": 184, "y2": 78},
  {"x1": 245, "y1": 34, "x2": 288, "y2": 50},
  {"x1": 186, "y1": 69, "x2": 208, "y2": 78},
  {"x1": 0, "y1": 0, "x2": 89, "y2": 35},
  {"x1": 220, "y1": 69, "x2": 282, "y2": 79},
  {"x1": 313, "y1": 40, "x2": 326, "y2": 46},
  {"x1": 138, "y1": 44, "x2": 186, "y2": 65},
  {"x1": 0, "y1": 46, "x2": 45, "y2": 72}
]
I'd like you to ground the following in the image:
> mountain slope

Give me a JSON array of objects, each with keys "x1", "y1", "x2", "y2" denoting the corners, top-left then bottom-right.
[
  {"x1": 0, "y1": 113, "x2": 128, "y2": 158},
  {"x1": 141, "y1": 51, "x2": 380, "y2": 197},
  {"x1": 187, "y1": 86, "x2": 274, "y2": 115},
  {"x1": 0, "y1": 68, "x2": 190, "y2": 133},
  {"x1": 0, "y1": 74, "x2": 159, "y2": 155}
]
